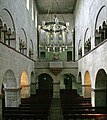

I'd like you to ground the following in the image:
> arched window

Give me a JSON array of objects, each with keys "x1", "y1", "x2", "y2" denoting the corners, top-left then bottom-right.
[
  {"x1": 94, "y1": 6, "x2": 107, "y2": 46},
  {"x1": 84, "y1": 38, "x2": 91, "y2": 54},
  {"x1": 95, "y1": 22, "x2": 107, "y2": 46},
  {"x1": 5, "y1": 28, "x2": 16, "y2": 47},
  {"x1": 29, "y1": 39, "x2": 34, "y2": 59},
  {"x1": 19, "y1": 28, "x2": 27, "y2": 55},
  {"x1": 84, "y1": 28, "x2": 91, "y2": 54},
  {"x1": 78, "y1": 39, "x2": 82, "y2": 59}
]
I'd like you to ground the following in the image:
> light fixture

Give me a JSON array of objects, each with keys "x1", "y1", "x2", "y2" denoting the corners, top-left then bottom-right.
[{"x1": 38, "y1": 0, "x2": 70, "y2": 54}]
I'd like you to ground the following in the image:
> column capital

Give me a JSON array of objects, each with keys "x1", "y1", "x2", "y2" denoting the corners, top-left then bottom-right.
[{"x1": 4, "y1": 87, "x2": 21, "y2": 92}]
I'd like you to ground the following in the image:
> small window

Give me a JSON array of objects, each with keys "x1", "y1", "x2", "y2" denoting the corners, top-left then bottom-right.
[{"x1": 40, "y1": 52, "x2": 46, "y2": 59}]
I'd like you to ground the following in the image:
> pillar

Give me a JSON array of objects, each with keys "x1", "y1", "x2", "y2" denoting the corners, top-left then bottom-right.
[
  {"x1": 77, "y1": 82, "x2": 82, "y2": 96},
  {"x1": 31, "y1": 83, "x2": 36, "y2": 95},
  {"x1": 5, "y1": 88, "x2": 20, "y2": 107},
  {"x1": 82, "y1": 85, "x2": 91, "y2": 98},
  {"x1": 53, "y1": 82, "x2": 60, "y2": 98},
  {"x1": 91, "y1": 89, "x2": 95, "y2": 107}
]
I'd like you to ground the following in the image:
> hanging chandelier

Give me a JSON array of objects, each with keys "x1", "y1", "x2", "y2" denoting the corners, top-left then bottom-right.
[{"x1": 38, "y1": 0, "x2": 70, "y2": 53}]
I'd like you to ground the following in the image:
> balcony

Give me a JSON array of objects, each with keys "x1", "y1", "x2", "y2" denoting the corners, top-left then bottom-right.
[{"x1": 35, "y1": 61, "x2": 78, "y2": 69}]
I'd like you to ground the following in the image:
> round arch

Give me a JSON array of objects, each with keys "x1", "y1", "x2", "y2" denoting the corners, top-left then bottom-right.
[
  {"x1": 0, "y1": 9, "x2": 16, "y2": 48},
  {"x1": 19, "y1": 28, "x2": 27, "y2": 55},
  {"x1": 20, "y1": 70, "x2": 29, "y2": 98},
  {"x1": 61, "y1": 73, "x2": 76, "y2": 90},
  {"x1": 38, "y1": 73, "x2": 53, "y2": 91},
  {"x1": 84, "y1": 28, "x2": 91, "y2": 54},
  {"x1": 78, "y1": 39, "x2": 82, "y2": 58},
  {"x1": 3, "y1": 69, "x2": 17, "y2": 107},
  {"x1": 94, "y1": 6, "x2": 106, "y2": 31},
  {"x1": 3, "y1": 8, "x2": 16, "y2": 31},
  {"x1": 84, "y1": 70, "x2": 91, "y2": 98},
  {"x1": 29, "y1": 39, "x2": 34, "y2": 59},
  {"x1": 95, "y1": 69, "x2": 107, "y2": 107},
  {"x1": 3, "y1": 69, "x2": 16, "y2": 88},
  {"x1": 94, "y1": 6, "x2": 106, "y2": 46}
]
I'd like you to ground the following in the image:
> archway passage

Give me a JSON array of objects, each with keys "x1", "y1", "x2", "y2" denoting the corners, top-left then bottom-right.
[
  {"x1": 3, "y1": 69, "x2": 17, "y2": 107},
  {"x1": 95, "y1": 69, "x2": 107, "y2": 107},
  {"x1": 38, "y1": 73, "x2": 53, "y2": 96},
  {"x1": 63, "y1": 74, "x2": 76, "y2": 90},
  {"x1": 84, "y1": 71, "x2": 91, "y2": 98},
  {"x1": 38, "y1": 73, "x2": 53, "y2": 90},
  {"x1": 60, "y1": 74, "x2": 77, "y2": 96},
  {"x1": 3, "y1": 69, "x2": 16, "y2": 88},
  {"x1": 20, "y1": 71, "x2": 29, "y2": 98}
]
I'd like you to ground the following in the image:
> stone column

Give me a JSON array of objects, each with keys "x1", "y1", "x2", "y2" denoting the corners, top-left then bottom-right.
[
  {"x1": 77, "y1": 82, "x2": 82, "y2": 96},
  {"x1": 0, "y1": 94, "x2": 3, "y2": 120},
  {"x1": 82, "y1": 85, "x2": 91, "y2": 98},
  {"x1": 17, "y1": 88, "x2": 21, "y2": 105},
  {"x1": 5, "y1": 88, "x2": 20, "y2": 107},
  {"x1": 53, "y1": 82, "x2": 60, "y2": 98},
  {"x1": 91, "y1": 89, "x2": 95, "y2": 107},
  {"x1": 31, "y1": 83, "x2": 36, "y2": 95}
]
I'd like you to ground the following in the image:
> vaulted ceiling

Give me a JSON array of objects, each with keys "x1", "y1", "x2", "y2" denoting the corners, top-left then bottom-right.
[{"x1": 35, "y1": 0, "x2": 77, "y2": 14}]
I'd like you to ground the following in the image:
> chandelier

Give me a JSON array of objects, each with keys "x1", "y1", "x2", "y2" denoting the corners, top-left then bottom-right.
[{"x1": 38, "y1": 0, "x2": 70, "y2": 53}]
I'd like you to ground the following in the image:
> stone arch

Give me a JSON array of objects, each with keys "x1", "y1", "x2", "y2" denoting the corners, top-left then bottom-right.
[
  {"x1": 21, "y1": 28, "x2": 27, "y2": 44},
  {"x1": 3, "y1": 8, "x2": 15, "y2": 31},
  {"x1": 77, "y1": 72, "x2": 82, "y2": 95},
  {"x1": 95, "y1": 69, "x2": 107, "y2": 107},
  {"x1": 78, "y1": 39, "x2": 82, "y2": 59},
  {"x1": 19, "y1": 28, "x2": 27, "y2": 55},
  {"x1": 95, "y1": 6, "x2": 106, "y2": 31},
  {"x1": 38, "y1": 73, "x2": 53, "y2": 91},
  {"x1": 3, "y1": 69, "x2": 17, "y2": 107},
  {"x1": 20, "y1": 70, "x2": 29, "y2": 98},
  {"x1": 62, "y1": 74, "x2": 76, "y2": 90},
  {"x1": 29, "y1": 39, "x2": 34, "y2": 59},
  {"x1": 94, "y1": 6, "x2": 106, "y2": 46},
  {"x1": 84, "y1": 28, "x2": 91, "y2": 54},
  {"x1": 3, "y1": 69, "x2": 16, "y2": 88},
  {"x1": 84, "y1": 70, "x2": 91, "y2": 98},
  {"x1": 0, "y1": 10, "x2": 16, "y2": 48},
  {"x1": 2, "y1": 9, "x2": 16, "y2": 48}
]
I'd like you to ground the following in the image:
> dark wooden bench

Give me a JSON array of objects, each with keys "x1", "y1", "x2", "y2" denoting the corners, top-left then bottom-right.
[
  {"x1": 63, "y1": 113, "x2": 107, "y2": 120},
  {"x1": 3, "y1": 90, "x2": 52, "y2": 120}
]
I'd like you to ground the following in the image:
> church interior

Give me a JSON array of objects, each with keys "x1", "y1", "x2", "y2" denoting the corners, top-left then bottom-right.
[{"x1": 0, "y1": 0, "x2": 107, "y2": 120}]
